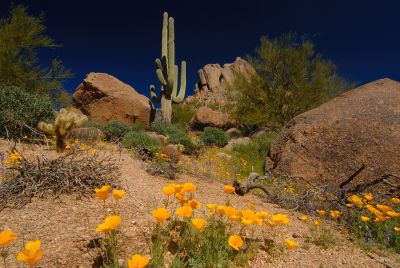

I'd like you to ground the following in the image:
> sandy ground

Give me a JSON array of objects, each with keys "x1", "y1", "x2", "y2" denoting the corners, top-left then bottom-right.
[{"x1": 0, "y1": 141, "x2": 399, "y2": 268}]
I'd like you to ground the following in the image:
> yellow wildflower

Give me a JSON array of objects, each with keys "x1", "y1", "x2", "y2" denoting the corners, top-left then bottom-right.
[
  {"x1": 374, "y1": 215, "x2": 390, "y2": 222},
  {"x1": 330, "y1": 210, "x2": 341, "y2": 219},
  {"x1": 347, "y1": 195, "x2": 363, "y2": 207},
  {"x1": 186, "y1": 200, "x2": 201, "y2": 209},
  {"x1": 256, "y1": 211, "x2": 270, "y2": 219},
  {"x1": 224, "y1": 185, "x2": 235, "y2": 194},
  {"x1": 96, "y1": 215, "x2": 121, "y2": 232},
  {"x1": 394, "y1": 226, "x2": 400, "y2": 232},
  {"x1": 112, "y1": 189, "x2": 125, "y2": 201},
  {"x1": 228, "y1": 235, "x2": 243, "y2": 251},
  {"x1": 363, "y1": 193, "x2": 373, "y2": 202},
  {"x1": 390, "y1": 197, "x2": 400, "y2": 204},
  {"x1": 127, "y1": 254, "x2": 149, "y2": 268},
  {"x1": 271, "y1": 214, "x2": 290, "y2": 225},
  {"x1": 313, "y1": 220, "x2": 322, "y2": 226},
  {"x1": 181, "y1": 182, "x2": 197, "y2": 192},
  {"x1": 300, "y1": 215, "x2": 308, "y2": 221},
  {"x1": 191, "y1": 218, "x2": 206, "y2": 231},
  {"x1": 345, "y1": 203, "x2": 353, "y2": 208},
  {"x1": 365, "y1": 204, "x2": 383, "y2": 217},
  {"x1": 376, "y1": 204, "x2": 392, "y2": 213},
  {"x1": 284, "y1": 239, "x2": 298, "y2": 249},
  {"x1": 162, "y1": 185, "x2": 175, "y2": 196},
  {"x1": 16, "y1": 240, "x2": 43, "y2": 267},
  {"x1": 316, "y1": 210, "x2": 326, "y2": 217},
  {"x1": 360, "y1": 216, "x2": 371, "y2": 222},
  {"x1": 0, "y1": 229, "x2": 16, "y2": 247},
  {"x1": 176, "y1": 205, "x2": 193, "y2": 218},
  {"x1": 386, "y1": 211, "x2": 400, "y2": 217},
  {"x1": 152, "y1": 208, "x2": 170, "y2": 224},
  {"x1": 95, "y1": 185, "x2": 111, "y2": 201}
]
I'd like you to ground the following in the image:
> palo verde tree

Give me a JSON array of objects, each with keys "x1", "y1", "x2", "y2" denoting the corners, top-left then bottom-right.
[
  {"x1": 150, "y1": 12, "x2": 187, "y2": 122},
  {"x1": 0, "y1": 4, "x2": 72, "y2": 105},
  {"x1": 228, "y1": 33, "x2": 351, "y2": 129}
]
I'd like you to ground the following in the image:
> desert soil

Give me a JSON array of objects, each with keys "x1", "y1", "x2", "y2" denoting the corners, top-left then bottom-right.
[{"x1": 0, "y1": 141, "x2": 399, "y2": 268}]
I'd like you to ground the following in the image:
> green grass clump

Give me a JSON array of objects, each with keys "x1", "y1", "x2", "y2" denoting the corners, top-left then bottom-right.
[
  {"x1": 0, "y1": 85, "x2": 53, "y2": 139},
  {"x1": 232, "y1": 131, "x2": 277, "y2": 174},
  {"x1": 102, "y1": 120, "x2": 130, "y2": 141},
  {"x1": 200, "y1": 127, "x2": 229, "y2": 147},
  {"x1": 122, "y1": 131, "x2": 161, "y2": 155},
  {"x1": 150, "y1": 121, "x2": 195, "y2": 154}
]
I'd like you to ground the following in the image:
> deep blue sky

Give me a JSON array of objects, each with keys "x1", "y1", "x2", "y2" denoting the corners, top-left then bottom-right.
[{"x1": 1, "y1": 0, "x2": 399, "y2": 98}]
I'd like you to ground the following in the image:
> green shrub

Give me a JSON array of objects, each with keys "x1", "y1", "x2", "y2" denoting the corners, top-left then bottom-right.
[
  {"x1": 0, "y1": 85, "x2": 53, "y2": 138},
  {"x1": 150, "y1": 121, "x2": 195, "y2": 154},
  {"x1": 172, "y1": 103, "x2": 195, "y2": 125},
  {"x1": 130, "y1": 123, "x2": 145, "y2": 133},
  {"x1": 232, "y1": 131, "x2": 277, "y2": 174},
  {"x1": 82, "y1": 120, "x2": 104, "y2": 129},
  {"x1": 200, "y1": 127, "x2": 229, "y2": 147},
  {"x1": 102, "y1": 120, "x2": 130, "y2": 141},
  {"x1": 122, "y1": 131, "x2": 161, "y2": 155}
]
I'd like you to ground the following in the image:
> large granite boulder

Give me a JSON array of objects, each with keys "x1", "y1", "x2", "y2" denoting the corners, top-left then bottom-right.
[
  {"x1": 266, "y1": 78, "x2": 400, "y2": 190},
  {"x1": 190, "y1": 107, "x2": 236, "y2": 130},
  {"x1": 186, "y1": 57, "x2": 256, "y2": 105},
  {"x1": 73, "y1": 73, "x2": 153, "y2": 127}
]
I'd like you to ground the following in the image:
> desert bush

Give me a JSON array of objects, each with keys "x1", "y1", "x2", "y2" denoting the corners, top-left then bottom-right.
[
  {"x1": 227, "y1": 33, "x2": 352, "y2": 128},
  {"x1": 150, "y1": 121, "x2": 195, "y2": 154},
  {"x1": 172, "y1": 103, "x2": 196, "y2": 125},
  {"x1": 122, "y1": 131, "x2": 161, "y2": 155},
  {"x1": 200, "y1": 127, "x2": 229, "y2": 147},
  {"x1": 0, "y1": 85, "x2": 53, "y2": 139},
  {"x1": 0, "y1": 143, "x2": 119, "y2": 210},
  {"x1": 102, "y1": 120, "x2": 130, "y2": 141},
  {"x1": 130, "y1": 123, "x2": 145, "y2": 132},
  {"x1": 160, "y1": 145, "x2": 181, "y2": 163}
]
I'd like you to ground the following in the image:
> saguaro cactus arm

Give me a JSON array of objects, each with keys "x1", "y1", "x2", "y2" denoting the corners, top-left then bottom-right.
[{"x1": 172, "y1": 61, "x2": 187, "y2": 103}]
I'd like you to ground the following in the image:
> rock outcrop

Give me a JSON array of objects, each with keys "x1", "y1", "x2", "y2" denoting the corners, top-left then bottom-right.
[
  {"x1": 266, "y1": 78, "x2": 400, "y2": 191},
  {"x1": 224, "y1": 137, "x2": 251, "y2": 150},
  {"x1": 186, "y1": 57, "x2": 256, "y2": 105},
  {"x1": 73, "y1": 73, "x2": 153, "y2": 127},
  {"x1": 190, "y1": 107, "x2": 236, "y2": 130}
]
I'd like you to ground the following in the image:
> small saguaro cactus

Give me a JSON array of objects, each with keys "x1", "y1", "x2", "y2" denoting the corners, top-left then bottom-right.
[
  {"x1": 38, "y1": 107, "x2": 88, "y2": 152},
  {"x1": 150, "y1": 12, "x2": 187, "y2": 122}
]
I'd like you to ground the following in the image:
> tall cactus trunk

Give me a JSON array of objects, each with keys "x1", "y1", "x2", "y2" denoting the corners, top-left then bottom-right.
[
  {"x1": 161, "y1": 95, "x2": 172, "y2": 122},
  {"x1": 150, "y1": 12, "x2": 187, "y2": 123}
]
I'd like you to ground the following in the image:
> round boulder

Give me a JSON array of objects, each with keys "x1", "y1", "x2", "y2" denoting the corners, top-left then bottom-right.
[{"x1": 267, "y1": 78, "x2": 400, "y2": 190}]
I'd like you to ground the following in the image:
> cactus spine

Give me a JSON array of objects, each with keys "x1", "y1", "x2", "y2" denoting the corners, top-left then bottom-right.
[{"x1": 150, "y1": 12, "x2": 187, "y2": 122}]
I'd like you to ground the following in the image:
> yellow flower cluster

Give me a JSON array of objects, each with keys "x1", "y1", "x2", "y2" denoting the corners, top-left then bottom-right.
[
  {"x1": 0, "y1": 229, "x2": 43, "y2": 267},
  {"x1": 94, "y1": 185, "x2": 149, "y2": 267},
  {"x1": 3, "y1": 151, "x2": 23, "y2": 166},
  {"x1": 95, "y1": 185, "x2": 125, "y2": 202},
  {"x1": 152, "y1": 182, "x2": 299, "y2": 253},
  {"x1": 177, "y1": 147, "x2": 249, "y2": 182},
  {"x1": 346, "y1": 193, "x2": 400, "y2": 223}
]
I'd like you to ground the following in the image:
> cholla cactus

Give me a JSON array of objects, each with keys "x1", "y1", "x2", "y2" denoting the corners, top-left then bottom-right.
[
  {"x1": 38, "y1": 108, "x2": 88, "y2": 152},
  {"x1": 150, "y1": 12, "x2": 187, "y2": 122}
]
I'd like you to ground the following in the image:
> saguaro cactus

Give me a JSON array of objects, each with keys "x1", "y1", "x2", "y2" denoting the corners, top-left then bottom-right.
[{"x1": 150, "y1": 12, "x2": 187, "y2": 122}]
